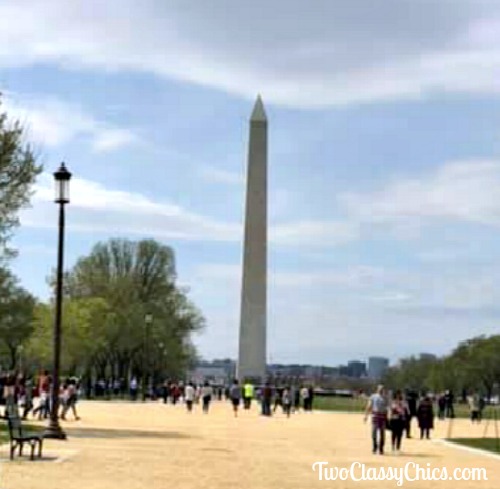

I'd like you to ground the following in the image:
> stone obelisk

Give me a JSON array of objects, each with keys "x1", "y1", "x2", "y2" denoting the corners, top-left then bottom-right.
[{"x1": 237, "y1": 95, "x2": 267, "y2": 382}]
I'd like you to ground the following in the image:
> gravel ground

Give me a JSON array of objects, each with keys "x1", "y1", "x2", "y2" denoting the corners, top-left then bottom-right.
[{"x1": 0, "y1": 400, "x2": 498, "y2": 489}]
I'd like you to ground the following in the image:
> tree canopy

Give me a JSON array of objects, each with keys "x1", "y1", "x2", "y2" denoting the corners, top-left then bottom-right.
[
  {"x1": 382, "y1": 334, "x2": 500, "y2": 398},
  {"x1": 0, "y1": 94, "x2": 42, "y2": 260},
  {"x1": 31, "y1": 238, "x2": 204, "y2": 383},
  {"x1": 0, "y1": 267, "x2": 37, "y2": 369}
]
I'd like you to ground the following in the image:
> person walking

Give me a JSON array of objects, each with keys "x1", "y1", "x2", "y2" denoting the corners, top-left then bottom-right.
[
  {"x1": 33, "y1": 371, "x2": 51, "y2": 419},
  {"x1": 389, "y1": 390, "x2": 406, "y2": 454},
  {"x1": 404, "y1": 391, "x2": 417, "y2": 438},
  {"x1": 129, "y1": 377, "x2": 138, "y2": 401},
  {"x1": 282, "y1": 387, "x2": 292, "y2": 418},
  {"x1": 300, "y1": 386, "x2": 309, "y2": 412},
  {"x1": 417, "y1": 394, "x2": 434, "y2": 439},
  {"x1": 273, "y1": 386, "x2": 284, "y2": 413},
  {"x1": 201, "y1": 381, "x2": 213, "y2": 414},
  {"x1": 293, "y1": 385, "x2": 301, "y2": 413},
  {"x1": 243, "y1": 381, "x2": 254, "y2": 410},
  {"x1": 184, "y1": 382, "x2": 195, "y2": 412},
  {"x1": 171, "y1": 383, "x2": 180, "y2": 405},
  {"x1": 22, "y1": 378, "x2": 34, "y2": 420},
  {"x1": 229, "y1": 379, "x2": 242, "y2": 417},
  {"x1": 308, "y1": 385, "x2": 314, "y2": 411},
  {"x1": 162, "y1": 380, "x2": 171, "y2": 404},
  {"x1": 364, "y1": 384, "x2": 388, "y2": 455},
  {"x1": 195, "y1": 384, "x2": 202, "y2": 405},
  {"x1": 61, "y1": 378, "x2": 81, "y2": 420},
  {"x1": 261, "y1": 382, "x2": 273, "y2": 416},
  {"x1": 444, "y1": 390, "x2": 454, "y2": 418},
  {"x1": 468, "y1": 391, "x2": 481, "y2": 423}
]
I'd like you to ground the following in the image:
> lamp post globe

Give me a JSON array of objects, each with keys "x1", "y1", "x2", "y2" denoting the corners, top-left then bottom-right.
[
  {"x1": 54, "y1": 162, "x2": 72, "y2": 204},
  {"x1": 44, "y1": 162, "x2": 71, "y2": 440}
]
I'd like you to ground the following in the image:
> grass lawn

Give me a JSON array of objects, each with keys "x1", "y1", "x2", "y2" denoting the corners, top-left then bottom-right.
[
  {"x1": 0, "y1": 421, "x2": 43, "y2": 443},
  {"x1": 313, "y1": 396, "x2": 497, "y2": 419},
  {"x1": 313, "y1": 396, "x2": 366, "y2": 412},
  {"x1": 448, "y1": 438, "x2": 500, "y2": 454}
]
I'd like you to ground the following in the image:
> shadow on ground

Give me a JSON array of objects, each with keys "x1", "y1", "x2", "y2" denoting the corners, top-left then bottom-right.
[
  {"x1": 0, "y1": 455, "x2": 59, "y2": 462},
  {"x1": 65, "y1": 427, "x2": 193, "y2": 440}
]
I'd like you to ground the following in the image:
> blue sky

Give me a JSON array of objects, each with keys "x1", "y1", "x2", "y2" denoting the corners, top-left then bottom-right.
[{"x1": 2, "y1": 0, "x2": 500, "y2": 366}]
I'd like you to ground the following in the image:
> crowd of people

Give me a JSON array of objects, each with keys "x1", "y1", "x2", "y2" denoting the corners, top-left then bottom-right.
[
  {"x1": 227, "y1": 380, "x2": 314, "y2": 417},
  {"x1": 365, "y1": 385, "x2": 437, "y2": 455},
  {"x1": 2, "y1": 368, "x2": 490, "y2": 455},
  {"x1": 143, "y1": 378, "x2": 315, "y2": 418},
  {"x1": 0, "y1": 370, "x2": 81, "y2": 421},
  {"x1": 364, "y1": 385, "x2": 486, "y2": 455}
]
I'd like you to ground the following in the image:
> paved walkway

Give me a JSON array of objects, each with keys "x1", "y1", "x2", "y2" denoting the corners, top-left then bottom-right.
[{"x1": 1, "y1": 401, "x2": 499, "y2": 488}]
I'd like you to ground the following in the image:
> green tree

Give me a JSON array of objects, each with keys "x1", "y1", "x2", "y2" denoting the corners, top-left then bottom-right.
[
  {"x1": 450, "y1": 336, "x2": 500, "y2": 399},
  {"x1": 0, "y1": 268, "x2": 37, "y2": 369},
  {"x1": 64, "y1": 238, "x2": 204, "y2": 381},
  {"x1": 0, "y1": 95, "x2": 42, "y2": 259},
  {"x1": 27, "y1": 297, "x2": 113, "y2": 375}
]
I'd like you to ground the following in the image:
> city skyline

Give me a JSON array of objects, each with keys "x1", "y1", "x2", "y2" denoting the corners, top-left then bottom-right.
[{"x1": 2, "y1": 1, "x2": 500, "y2": 365}]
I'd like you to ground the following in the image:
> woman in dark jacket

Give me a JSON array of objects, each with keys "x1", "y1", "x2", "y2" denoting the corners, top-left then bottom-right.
[{"x1": 417, "y1": 395, "x2": 434, "y2": 439}]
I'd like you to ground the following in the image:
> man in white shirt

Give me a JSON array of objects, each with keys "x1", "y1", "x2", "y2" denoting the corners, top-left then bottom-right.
[
  {"x1": 364, "y1": 385, "x2": 388, "y2": 455},
  {"x1": 184, "y1": 382, "x2": 195, "y2": 412}
]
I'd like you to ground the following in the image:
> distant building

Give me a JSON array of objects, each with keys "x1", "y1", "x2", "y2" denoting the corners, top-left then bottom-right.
[
  {"x1": 368, "y1": 357, "x2": 389, "y2": 379},
  {"x1": 347, "y1": 360, "x2": 367, "y2": 378},
  {"x1": 304, "y1": 365, "x2": 323, "y2": 378},
  {"x1": 189, "y1": 366, "x2": 228, "y2": 385},
  {"x1": 339, "y1": 365, "x2": 350, "y2": 377},
  {"x1": 190, "y1": 358, "x2": 236, "y2": 384}
]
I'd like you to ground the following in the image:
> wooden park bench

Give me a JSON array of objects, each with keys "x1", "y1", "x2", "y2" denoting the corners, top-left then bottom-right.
[{"x1": 4, "y1": 406, "x2": 44, "y2": 461}]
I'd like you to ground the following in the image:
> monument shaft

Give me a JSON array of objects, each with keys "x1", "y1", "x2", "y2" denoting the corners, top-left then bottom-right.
[{"x1": 238, "y1": 97, "x2": 267, "y2": 382}]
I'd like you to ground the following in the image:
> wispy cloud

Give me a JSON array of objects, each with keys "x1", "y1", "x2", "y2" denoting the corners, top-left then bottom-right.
[
  {"x1": 198, "y1": 165, "x2": 243, "y2": 185},
  {"x1": 270, "y1": 220, "x2": 359, "y2": 247},
  {"x1": 0, "y1": 1, "x2": 499, "y2": 107},
  {"x1": 92, "y1": 128, "x2": 139, "y2": 153},
  {"x1": 339, "y1": 160, "x2": 500, "y2": 230},
  {"x1": 21, "y1": 173, "x2": 241, "y2": 242},
  {"x1": 3, "y1": 94, "x2": 139, "y2": 152},
  {"x1": 21, "y1": 173, "x2": 363, "y2": 248},
  {"x1": 193, "y1": 263, "x2": 390, "y2": 289}
]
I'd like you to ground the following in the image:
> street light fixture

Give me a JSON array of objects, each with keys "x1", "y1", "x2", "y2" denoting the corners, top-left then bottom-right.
[
  {"x1": 143, "y1": 313, "x2": 153, "y2": 400},
  {"x1": 44, "y1": 162, "x2": 71, "y2": 440}
]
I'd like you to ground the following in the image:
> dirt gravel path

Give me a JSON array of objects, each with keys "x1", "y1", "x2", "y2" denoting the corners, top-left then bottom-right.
[{"x1": 1, "y1": 401, "x2": 498, "y2": 488}]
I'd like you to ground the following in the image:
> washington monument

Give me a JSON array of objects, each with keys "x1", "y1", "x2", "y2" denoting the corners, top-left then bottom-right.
[{"x1": 237, "y1": 95, "x2": 267, "y2": 382}]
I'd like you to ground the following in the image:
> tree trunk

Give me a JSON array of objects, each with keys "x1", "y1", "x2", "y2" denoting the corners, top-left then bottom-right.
[{"x1": 7, "y1": 344, "x2": 17, "y2": 371}]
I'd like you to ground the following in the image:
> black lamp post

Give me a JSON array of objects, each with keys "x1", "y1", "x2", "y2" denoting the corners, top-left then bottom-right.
[
  {"x1": 44, "y1": 162, "x2": 71, "y2": 440},
  {"x1": 143, "y1": 313, "x2": 153, "y2": 401}
]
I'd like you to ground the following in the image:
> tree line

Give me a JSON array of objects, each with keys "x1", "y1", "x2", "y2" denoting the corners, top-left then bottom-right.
[
  {"x1": 382, "y1": 336, "x2": 500, "y2": 399},
  {"x1": 0, "y1": 94, "x2": 204, "y2": 383}
]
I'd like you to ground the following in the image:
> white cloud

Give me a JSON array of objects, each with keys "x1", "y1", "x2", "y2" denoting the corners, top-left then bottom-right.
[
  {"x1": 21, "y1": 173, "x2": 241, "y2": 242},
  {"x1": 198, "y1": 165, "x2": 243, "y2": 185},
  {"x1": 21, "y1": 160, "x2": 500, "y2": 249},
  {"x1": 193, "y1": 262, "x2": 390, "y2": 290},
  {"x1": 270, "y1": 220, "x2": 359, "y2": 247},
  {"x1": 3, "y1": 94, "x2": 138, "y2": 151},
  {"x1": 92, "y1": 128, "x2": 138, "y2": 153},
  {"x1": 340, "y1": 159, "x2": 500, "y2": 229},
  {"x1": 0, "y1": 1, "x2": 499, "y2": 107},
  {"x1": 190, "y1": 259, "x2": 500, "y2": 363},
  {"x1": 21, "y1": 172, "x2": 362, "y2": 247}
]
